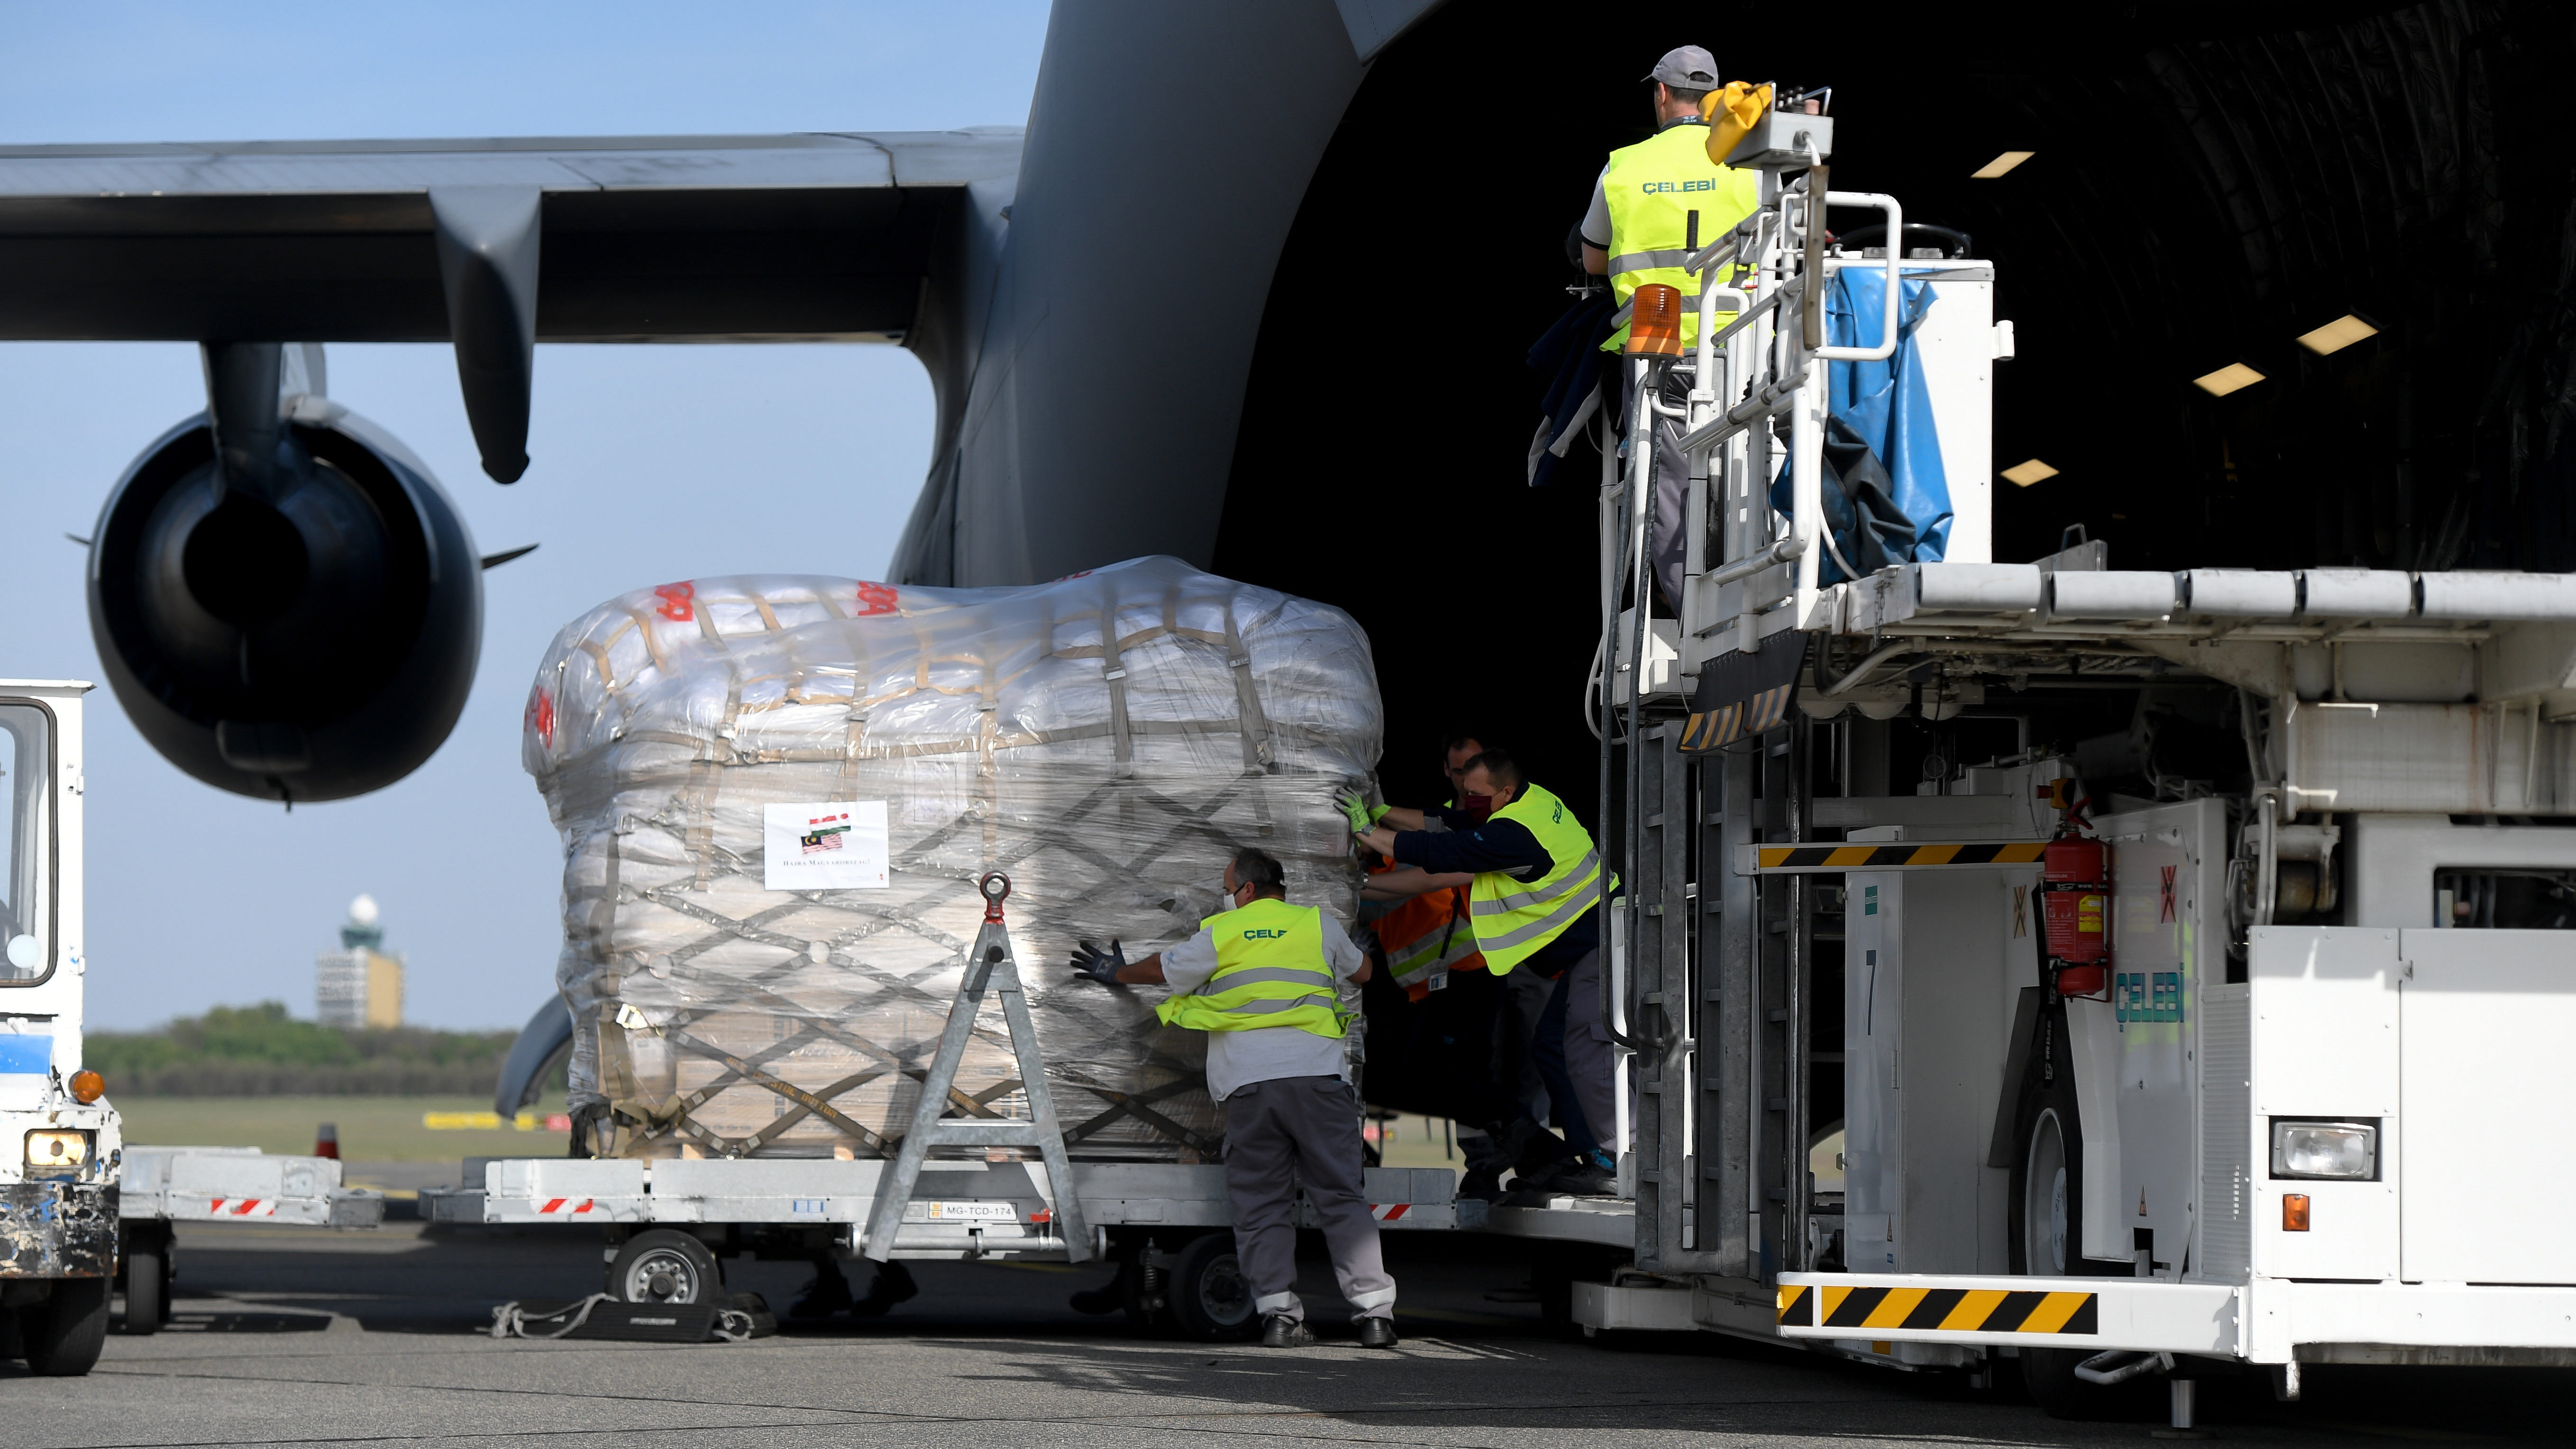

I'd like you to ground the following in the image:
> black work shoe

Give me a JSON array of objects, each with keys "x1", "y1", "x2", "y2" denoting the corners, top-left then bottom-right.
[
  {"x1": 1067, "y1": 1281, "x2": 1123, "y2": 1316},
  {"x1": 1260, "y1": 1314, "x2": 1315, "y2": 1348},
  {"x1": 1355, "y1": 1316, "x2": 1399, "y2": 1349},
  {"x1": 1529, "y1": 1162, "x2": 1621, "y2": 1197},
  {"x1": 850, "y1": 1260, "x2": 919, "y2": 1318},
  {"x1": 786, "y1": 1268, "x2": 855, "y2": 1319}
]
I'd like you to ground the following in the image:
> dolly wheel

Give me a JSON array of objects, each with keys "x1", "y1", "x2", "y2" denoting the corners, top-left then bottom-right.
[{"x1": 609, "y1": 1230, "x2": 723, "y2": 1306}]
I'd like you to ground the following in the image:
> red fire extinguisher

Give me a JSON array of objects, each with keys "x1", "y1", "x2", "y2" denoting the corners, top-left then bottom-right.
[{"x1": 2040, "y1": 802, "x2": 2110, "y2": 996}]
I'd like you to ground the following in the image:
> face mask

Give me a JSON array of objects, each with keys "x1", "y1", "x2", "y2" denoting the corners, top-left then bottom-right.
[{"x1": 1460, "y1": 793, "x2": 1494, "y2": 824}]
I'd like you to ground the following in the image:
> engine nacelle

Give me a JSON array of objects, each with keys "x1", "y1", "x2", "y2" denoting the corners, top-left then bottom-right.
[{"x1": 87, "y1": 404, "x2": 480, "y2": 804}]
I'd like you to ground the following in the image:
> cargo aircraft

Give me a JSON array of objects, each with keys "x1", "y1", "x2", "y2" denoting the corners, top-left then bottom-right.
[{"x1": 0, "y1": 0, "x2": 2560, "y2": 1089}]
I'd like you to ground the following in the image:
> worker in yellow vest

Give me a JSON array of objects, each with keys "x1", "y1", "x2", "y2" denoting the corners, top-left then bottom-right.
[
  {"x1": 1355, "y1": 750, "x2": 1620, "y2": 1196},
  {"x1": 1579, "y1": 45, "x2": 1762, "y2": 609},
  {"x1": 1069, "y1": 847, "x2": 1396, "y2": 1349},
  {"x1": 1353, "y1": 731, "x2": 1562, "y2": 1199}
]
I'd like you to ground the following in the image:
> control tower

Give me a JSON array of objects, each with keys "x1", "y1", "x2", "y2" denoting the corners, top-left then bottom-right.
[{"x1": 315, "y1": 894, "x2": 403, "y2": 1030}]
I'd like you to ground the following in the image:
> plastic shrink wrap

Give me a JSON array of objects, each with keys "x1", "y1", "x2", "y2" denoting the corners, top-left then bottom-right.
[{"x1": 521, "y1": 556, "x2": 1380, "y2": 1161}]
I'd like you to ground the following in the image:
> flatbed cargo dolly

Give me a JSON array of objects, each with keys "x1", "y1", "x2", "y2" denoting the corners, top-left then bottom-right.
[
  {"x1": 114, "y1": 1146, "x2": 387, "y2": 1336},
  {"x1": 424, "y1": 1156, "x2": 1459, "y2": 1336},
  {"x1": 432, "y1": 872, "x2": 1472, "y2": 1340}
]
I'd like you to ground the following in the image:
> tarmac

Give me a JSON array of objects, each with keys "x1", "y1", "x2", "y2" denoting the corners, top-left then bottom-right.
[{"x1": 14, "y1": 1198, "x2": 2576, "y2": 1448}]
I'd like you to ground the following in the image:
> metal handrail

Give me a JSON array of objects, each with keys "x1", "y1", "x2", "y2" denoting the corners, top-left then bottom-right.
[{"x1": 1814, "y1": 190, "x2": 1902, "y2": 362}]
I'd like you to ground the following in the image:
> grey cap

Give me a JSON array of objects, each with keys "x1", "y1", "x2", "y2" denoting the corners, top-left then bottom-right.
[{"x1": 1644, "y1": 46, "x2": 1718, "y2": 90}]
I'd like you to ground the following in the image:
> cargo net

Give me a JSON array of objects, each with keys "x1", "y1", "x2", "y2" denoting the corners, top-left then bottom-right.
[{"x1": 522, "y1": 556, "x2": 1381, "y2": 1162}]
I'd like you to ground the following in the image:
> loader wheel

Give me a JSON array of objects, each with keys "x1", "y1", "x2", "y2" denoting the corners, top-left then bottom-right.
[
  {"x1": 2013, "y1": 1104, "x2": 2101, "y2": 1419},
  {"x1": 609, "y1": 1229, "x2": 723, "y2": 1306},
  {"x1": 120, "y1": 1245, "x2": 164, "y2": 1336},
  {"x1": 2007, "y1": 1000, "x2": 2096, "y2": 1285},
  {"x1": 2018, "y1": 1106, "x2": 2076, "y2": 1279},
  {"x1": 22, "y1": 1278, "x2": 109, "y2": 1376},
  {"x1": 1166, "y1": 1232, "x2": 1259, "y2": 1342},
  {"x1": 2007, "y1": 1012, "x2": 2143, "y2": 1421}
]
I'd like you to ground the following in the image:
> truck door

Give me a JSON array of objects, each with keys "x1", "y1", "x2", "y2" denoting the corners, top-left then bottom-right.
[{"x1": 2398, "y1": 927, "x2": 2576, "y2": 1284}]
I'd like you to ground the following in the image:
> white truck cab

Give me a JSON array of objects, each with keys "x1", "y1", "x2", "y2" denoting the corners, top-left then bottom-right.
[{"x1": 0, "y1": 681, "x2": 119, "y2": 1375}]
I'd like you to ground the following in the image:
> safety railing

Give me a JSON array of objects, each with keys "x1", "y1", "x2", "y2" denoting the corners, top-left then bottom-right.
[{"x1": 1588, "y1": 105, "x2": 1911, "y2": 1275}]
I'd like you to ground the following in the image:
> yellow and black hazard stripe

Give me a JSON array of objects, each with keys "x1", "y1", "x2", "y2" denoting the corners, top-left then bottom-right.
[
  {"x1": 1679, "y1": 682, "x2": 1797, "y2": 753},
  {"x1": 1748, "y1": 842, "x2": 2049, "y2": 874},
  {"x1": 1776, "y1": 1283, "x2": 2097, "y2": 1335}
]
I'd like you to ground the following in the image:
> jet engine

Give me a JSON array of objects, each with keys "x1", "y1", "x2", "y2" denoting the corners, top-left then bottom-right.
[{"x1": 85, "y1": 344, "x2": 481, "y2": 804}]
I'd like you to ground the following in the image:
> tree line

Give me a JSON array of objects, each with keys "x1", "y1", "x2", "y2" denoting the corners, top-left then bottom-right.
[{"x1": 86, "y1": 1002, "x2": 528, "y2": 1097}]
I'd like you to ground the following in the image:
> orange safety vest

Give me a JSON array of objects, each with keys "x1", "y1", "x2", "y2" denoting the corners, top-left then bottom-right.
[{"x1": 1366, "y1": 857, "x2": 1487, "y2": 1000}]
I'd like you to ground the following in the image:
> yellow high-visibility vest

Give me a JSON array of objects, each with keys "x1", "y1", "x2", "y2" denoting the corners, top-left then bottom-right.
[
  {"x1": 1155, "y1": 897, "x2": 1347, "y2": 1038},
  {"x1": 1599, "y1": 121, "x2": 1761, "y2": 351},
  {"x1": 1467, "y1": 783, "x2": 1615, "y2": 973}
]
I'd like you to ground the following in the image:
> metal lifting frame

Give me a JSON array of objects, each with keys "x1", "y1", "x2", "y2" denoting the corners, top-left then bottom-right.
[
  {"x1": 861, "y1": 872, "x2": 1093, "y2": 1263},
  {"x1": 1602, "y1": 132, "x2": 1902, "y2": 1286}
]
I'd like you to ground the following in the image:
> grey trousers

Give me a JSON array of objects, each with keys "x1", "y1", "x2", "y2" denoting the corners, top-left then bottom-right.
[
  {"x1": 1221, "y1": 1074, "x2": 1396, "y2": 1323},
  {"x1": 1563, "y1": 948, "x2": 1619, "y2": 1157},
  {"x1": 1504, "y1": 965, "x2": 1554, "y2": 1122},
  {"x1": 1620, "y1": 360, "x2": 1694, "y2": 612}
]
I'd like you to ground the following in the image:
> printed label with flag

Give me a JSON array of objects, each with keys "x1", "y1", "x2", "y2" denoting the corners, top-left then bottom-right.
[
  {"x1": 763, "y1": 801, "x2": 891, "y2": 890},
  {"x1": 801, "y1": 813, "x2": 850, "y2": 855}
]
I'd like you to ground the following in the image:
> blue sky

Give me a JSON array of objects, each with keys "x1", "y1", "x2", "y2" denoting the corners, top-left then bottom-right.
[{"x1": 0, "y1": 3, "x2": 1050, "y2": 1029}]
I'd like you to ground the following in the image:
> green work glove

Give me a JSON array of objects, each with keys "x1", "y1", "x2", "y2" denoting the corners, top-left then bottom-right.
[{"x1": 1335, "y1": 789, "x2": 1388, "y2": 835}]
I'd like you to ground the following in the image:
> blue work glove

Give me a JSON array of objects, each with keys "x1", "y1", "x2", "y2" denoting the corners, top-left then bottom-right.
[
  {"x1": 1069, "y1": 939, "x2": 1127, "y2": 986},
  {"x1": 1335, "y1": 788, "x2": 1388, "y2": 836}
]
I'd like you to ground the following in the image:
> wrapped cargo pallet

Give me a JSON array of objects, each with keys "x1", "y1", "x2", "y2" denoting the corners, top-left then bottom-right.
[{"x1": 521, "y1": 556, "x2": 1380, "y2": 1163}]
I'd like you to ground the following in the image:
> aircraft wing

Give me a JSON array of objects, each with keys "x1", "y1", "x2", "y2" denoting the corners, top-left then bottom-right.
[
  {"x1": 0, "y1": 130, "x2": 1021, "y2": 480},
  {"x1": 0, "y1": 130, "x2": 1020, "y2": 343}
]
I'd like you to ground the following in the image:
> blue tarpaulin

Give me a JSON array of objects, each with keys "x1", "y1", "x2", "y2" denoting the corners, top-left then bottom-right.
[{"x1": 1767, "y1": 266, "x2": 1952, "y2": 583}]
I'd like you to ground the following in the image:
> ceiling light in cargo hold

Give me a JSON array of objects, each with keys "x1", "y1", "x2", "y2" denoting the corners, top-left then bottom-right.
[
  {"x1": 1972, "y1": 150, "x2": 2034, "y2": 178},
  {"x1": 2194, "y1": 362, "x2": 2266, "y2": 396},
  {"x1": 2271, "y1": 1119, "x2": 2377, "y2": 1180},
  {"x1": 2296, "y1": 313, "x2": 2381, "y2": 355},
  {"x1": 2001, "y1": 458, "x2": 2059, "y2": 486}
]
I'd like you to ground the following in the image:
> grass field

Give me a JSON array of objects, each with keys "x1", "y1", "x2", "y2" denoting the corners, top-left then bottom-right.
[
  {"x1": 1370, "y1": 1111, "x2": 1467, "y2": 1173},
  {"x1": 113, "y1": 1094, "x2": 569, "y2": 1163}
]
